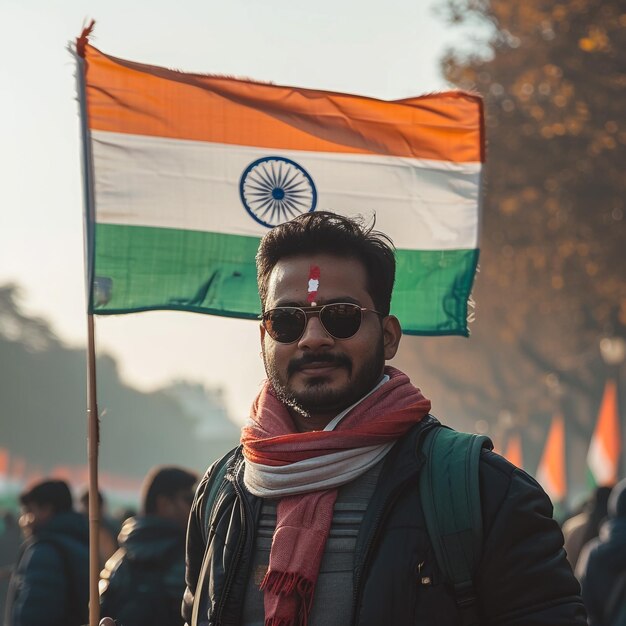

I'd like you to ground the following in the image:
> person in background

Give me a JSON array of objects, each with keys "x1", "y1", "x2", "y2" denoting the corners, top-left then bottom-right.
[
  {"x1": 577, "y1": 478, "x2": 626, "y2": 626},
  {"x1": 100, "y1": 466, "x2": 198, "y2": 626},
  {"x1": 78, "y1": 488, "x2": 119, "y2": 566},
  {"x1": 562, "y1": 485, "x2": 612, "y2": 571},
  {"x1": 0, "y1": 513, "x2": 23, "y2": 621},
  {"x1": 4, "y1": 479, "x2": 89, "y2": 626}
]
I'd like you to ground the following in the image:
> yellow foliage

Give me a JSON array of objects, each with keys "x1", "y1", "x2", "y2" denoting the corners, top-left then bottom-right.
[
  {"x1": 585, "y1": 263, "x2": 599, "y2": 277},
  {"x1": 500, "y1": 197, "x2": 518, "y2": 215},
  {"x1": 576, "y1": 243, "x2": 590, "y2": 257},
  {"x1": 578, "y1": 37, "x2": 596, "y2": 52},
  {"x1": 551, "y1": 275, "x2": 564, "y2": 290},
  {"x1": 522, "y1": 187, "x2": 539, "y2": 201},
  {"x1": 558, "y1": 241, "x2": 576, "y2": 258}
]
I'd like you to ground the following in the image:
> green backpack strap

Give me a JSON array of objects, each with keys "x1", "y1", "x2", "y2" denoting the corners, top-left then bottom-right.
[{"x1": 418, "y1": 426, "x2": 493, "y2": 626}]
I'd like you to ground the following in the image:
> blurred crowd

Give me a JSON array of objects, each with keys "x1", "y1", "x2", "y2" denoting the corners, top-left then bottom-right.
[
  {"x1": 0, "y1": 472, "x2": 625, "y2": 626},
  {"x1": 0, "y1": 465, "x2": 198, "y2": 626},
  {"x1": 562, "y1": 480, "x2": 626, "y2": 626}
]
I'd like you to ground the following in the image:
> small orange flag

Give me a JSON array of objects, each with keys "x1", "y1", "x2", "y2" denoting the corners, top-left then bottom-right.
[
  {"x1": 536, "y1": 414, "x2": 567, "y2": 502},
  {"x1": 587, "y1": 379, "x2": 621, "y2": 487},
  {"x1": 503, "y1": 433, "x2": 524, "y2": 469},
  {"x1": 0, "y1": 448, "x2": 9, "y2": 477}
]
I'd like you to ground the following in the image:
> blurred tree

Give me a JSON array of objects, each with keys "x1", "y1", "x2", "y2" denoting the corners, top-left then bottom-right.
[
  {"x1": 0, "y1": 284, "x2": 239, "y2": 485},
  {"x1": 399, "y1": 0, "x2": 625, "y2": 476}
]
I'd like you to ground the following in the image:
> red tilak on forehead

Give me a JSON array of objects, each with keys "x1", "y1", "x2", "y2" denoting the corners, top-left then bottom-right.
[{"x1": 307, "y1": 265, "x2": 320, "y2": 304}]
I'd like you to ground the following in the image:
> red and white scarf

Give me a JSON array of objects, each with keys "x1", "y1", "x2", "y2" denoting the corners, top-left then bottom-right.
[{"x1": 241, "y1": 366, "x2": 431, "y2": 626}]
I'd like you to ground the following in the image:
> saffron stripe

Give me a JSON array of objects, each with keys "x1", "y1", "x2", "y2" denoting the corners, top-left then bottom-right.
[{"x1": 83, "y1": 44, "x2": 484, "y2": 163}]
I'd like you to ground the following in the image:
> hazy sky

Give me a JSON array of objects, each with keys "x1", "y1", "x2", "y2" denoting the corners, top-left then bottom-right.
[{"x1": 0, "y1": 0, "x2": 484, "y2": 422}]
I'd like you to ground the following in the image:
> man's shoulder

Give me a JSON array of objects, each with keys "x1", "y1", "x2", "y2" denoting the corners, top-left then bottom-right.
[
  {"x1": 405, "y1": 420, "x2": 541, "y2": 533},
  {"x1": 198, "y1": 445, "x2": 243, "y2": 491},
  {"x1": 477, "y1": 447, "x2": 557, "y2": 542},
  {"x1": 192, "y1": 445, "x2": 244, "y2": 528},
  {"x1": 478, "y1": 447, "x2": 545, "y2": 501},
  {"x1": 19, "y1": 535, "x2": 69, "y2": 577}
]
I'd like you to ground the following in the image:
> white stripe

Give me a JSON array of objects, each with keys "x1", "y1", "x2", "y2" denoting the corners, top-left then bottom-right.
[
  {"x1": 243, "y1": 443, "x2": 394, "y2": 497},
  {"x1": 92, "y1": 130, "x2": 481, "y2": 250},
  {"x1": 535, "y1": 465, "x2": 557, "y2": 499},
  {"x1": 587, "y1": 438, "x2": 614, "y2": 485}
]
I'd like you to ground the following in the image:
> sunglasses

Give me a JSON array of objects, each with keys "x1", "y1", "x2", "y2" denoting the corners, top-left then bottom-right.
[{"x1": 261, "y1": 302, "x2": 384, "y2": 344}]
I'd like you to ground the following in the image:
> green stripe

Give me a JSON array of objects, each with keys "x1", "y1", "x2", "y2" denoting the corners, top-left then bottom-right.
[
  {"x1": 393, "y1": 248, "x2": 478, "y2": 336},
  {"x1": 586, "y1": 466, "x2": 598, "y2": 490},
  {"x1": 92, "y1": 224, "x2": 478, "y2": 335}
]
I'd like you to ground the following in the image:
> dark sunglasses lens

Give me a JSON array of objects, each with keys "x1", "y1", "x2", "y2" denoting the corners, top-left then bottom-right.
[
  {"x1": 321, "y1": 304, "x2": 362, "y2": 339},
  {"x1": 265, "y1": 308, "x2": 306, "y2": 343}
]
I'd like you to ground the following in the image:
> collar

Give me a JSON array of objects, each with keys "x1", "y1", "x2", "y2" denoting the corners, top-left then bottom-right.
[{"x1": 323, "y1": 374, "x2": 390, "y2": 432}]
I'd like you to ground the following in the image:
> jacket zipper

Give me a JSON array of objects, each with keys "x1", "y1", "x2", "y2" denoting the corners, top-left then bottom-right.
[
  {"x1": 350, "y1": 479, "x2": 410, "y2": 626},
  {"x1": 350, "y1": 424, "x2": 432, "y2": 625},
  {"x1": 214, "y1": 461, "x2": 250, "y2": 625}
]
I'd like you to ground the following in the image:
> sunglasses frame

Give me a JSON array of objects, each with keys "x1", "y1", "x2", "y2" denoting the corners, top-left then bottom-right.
[{"x1": 260, "y1": 302, "x2": 384, "y2": 344}]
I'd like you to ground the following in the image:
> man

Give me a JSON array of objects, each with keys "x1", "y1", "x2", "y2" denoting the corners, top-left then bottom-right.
[
  {"x1": 5, "y1": 479, "x2": 89, "y2": 626},
  {"x1": 562, "y1": 485, "x2": 612, "y2": 570},
  {"x1": 183, "y1": 211, "x2": 586, "y2": 626},
  {"x1": 78, "y1": 488, "x2": 119, "y2": 566},
  {"x1": 100, "y1": 466, "x2": 198, "y2": 626},
  {"x1": 577, "y1": 479, "x2": 626, "y2": 625}
]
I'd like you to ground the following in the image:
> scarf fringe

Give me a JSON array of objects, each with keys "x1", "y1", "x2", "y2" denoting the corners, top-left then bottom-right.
[
  {"x1": 260, "y1": 570, "x2": 313, "y2": 598},
  {"x1": 261, "y1": 570, "x2": 314, "y2": 626},
  {"x1": 264, "y1": 604, "x2": 311, "y2": 626}
]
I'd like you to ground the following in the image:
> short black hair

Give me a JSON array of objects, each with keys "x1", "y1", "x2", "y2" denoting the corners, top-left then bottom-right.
[
  {"x1": 20, "y1": 480, "x2": 73, "y2": 514},
  {"x1": 141, "y1": 466, "x2": 198, "y2": 515},
  {"x1": 256, "y1": 211, "x2": 396, "y2": 315}
]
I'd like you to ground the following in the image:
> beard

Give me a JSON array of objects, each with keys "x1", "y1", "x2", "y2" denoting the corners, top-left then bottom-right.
[{"x1": 263, "y1": 337, "x2": 386, "y2": 419}]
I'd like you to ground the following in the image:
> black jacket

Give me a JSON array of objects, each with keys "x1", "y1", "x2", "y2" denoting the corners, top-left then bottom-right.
[
  {"x1": 184, "y1": 417, "x2": 586, "y2": 625},
  {"x1": 100, "y1": 515, "x2": 187, "y2": 626},
  {"x1": 4, "y1": 511, "x2": 89, "y2": 626}
]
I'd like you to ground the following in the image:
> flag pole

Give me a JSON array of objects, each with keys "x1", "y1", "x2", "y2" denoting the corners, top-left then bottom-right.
[
  {"x1": 86, "y1": 314, "x2": 101, "y2": 626},
  {"x1": 74, "y1": 21, "x2": 101, "y2": 626}
]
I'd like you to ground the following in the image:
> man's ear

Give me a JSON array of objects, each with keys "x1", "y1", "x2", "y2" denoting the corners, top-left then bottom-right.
[{"x1": 382, "y1": 315, "x2": 402, "y2": 360}]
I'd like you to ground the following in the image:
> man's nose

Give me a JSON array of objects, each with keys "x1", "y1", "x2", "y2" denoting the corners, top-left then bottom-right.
[{"x1": 297, "y1": 314, "x2": 334, "y2": 349}]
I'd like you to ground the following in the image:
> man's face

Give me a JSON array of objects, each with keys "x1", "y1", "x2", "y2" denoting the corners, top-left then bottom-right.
[
  {"x1": 19, "y1": 502, "x2": 53, "y2": 536},
  {"x1": 157, "y1": 488, "x2": 195, "y2": 529},
  {"x1": 260, "y1": 253, "x2": 401, "y2": 429}
]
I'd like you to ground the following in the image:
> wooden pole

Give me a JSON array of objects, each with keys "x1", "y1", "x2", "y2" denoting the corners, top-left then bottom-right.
[
  {"x1": 86, "y1": 313, "x2": 101, "y2": 626},
  {"x1": 74, "y1": 23, "x2": 101, "y2": 625}
]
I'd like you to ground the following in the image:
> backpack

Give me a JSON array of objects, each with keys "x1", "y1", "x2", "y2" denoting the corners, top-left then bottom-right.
[
  {"x1": 100, "y1": 546, "x2": 182, "y2": 626},
  {"x1": 194, "y1": 424, "x2": 492, "y2": 626},
  {"x1": 418, "y1": 426, "x2": 492, "y2": 626},
  {"x1": 34, "y1": 537, "x2": 89, "y2": 626}
]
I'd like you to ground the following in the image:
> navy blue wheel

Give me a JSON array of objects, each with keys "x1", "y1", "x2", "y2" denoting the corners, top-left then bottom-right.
[{"x1": 239, "y1": 156, "x2": 317, "y2": 228}]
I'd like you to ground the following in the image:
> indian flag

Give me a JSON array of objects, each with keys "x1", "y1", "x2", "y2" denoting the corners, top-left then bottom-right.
[
  {"x1": 587, "y1": 379, "x2": 621, "y2": 487},
  {"x1": 536, "y1": 414, "x2": 567, "y2": 505},
  {"x1": 75, "y1": 28, "x2": 484, "y2": 335}
]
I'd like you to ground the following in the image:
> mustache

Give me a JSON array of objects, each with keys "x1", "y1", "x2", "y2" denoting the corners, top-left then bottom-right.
[{"x1": 288, "y1": 352, "x2": 352, "y2": 377}]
